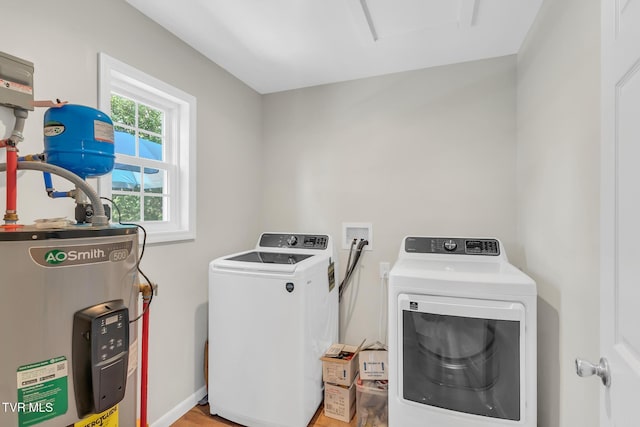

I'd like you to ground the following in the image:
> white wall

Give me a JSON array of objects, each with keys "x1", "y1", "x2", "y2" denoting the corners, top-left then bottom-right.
[
  {"x1": 517, "y1": 0, "x2": 601, "y2": 425},
  {"x1": 0, "y1": 1, "x2": 263, "y2": 425},
  {"x1": 262, "y1": 56, "x2": 520, "y2": 344}
]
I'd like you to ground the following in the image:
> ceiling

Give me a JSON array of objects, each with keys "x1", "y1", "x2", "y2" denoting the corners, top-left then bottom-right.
[{"x1": 126, "y1": 0, "x2": 543, "y2": 94}]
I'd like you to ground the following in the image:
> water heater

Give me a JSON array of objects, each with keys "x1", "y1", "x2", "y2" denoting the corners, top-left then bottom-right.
[{"x1": 0, "y1": 226, "x2": 139, "y2": 426}]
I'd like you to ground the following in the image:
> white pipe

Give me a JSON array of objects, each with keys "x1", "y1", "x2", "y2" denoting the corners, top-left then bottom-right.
[{"x1": 0, "y1": 161, "x2": 109, "y2": 226}]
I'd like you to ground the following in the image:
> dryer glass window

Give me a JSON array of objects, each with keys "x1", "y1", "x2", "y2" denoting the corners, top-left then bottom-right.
[{"x1": 402, "y1": 311, "x2": 520, "y2": 421}]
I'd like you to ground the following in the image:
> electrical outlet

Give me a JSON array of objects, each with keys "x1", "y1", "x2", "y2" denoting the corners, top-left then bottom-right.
[
  {"x1": 379, "y1": 262, "x2": 390, "y2": 279},
  {"x1": 342, "y1": 222, "x2": 373, "y2": 250}
]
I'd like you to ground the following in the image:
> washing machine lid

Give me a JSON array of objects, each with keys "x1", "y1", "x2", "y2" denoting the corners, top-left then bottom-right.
[
  {"x1": 210, "y1": 232, "x2": 333, "y2": 274},
  {"x1": 211, "y1": 249, "x2": 322, "y2": 274},
  {"x1": 226, "y1": 251, "x2": 312, "y2": 265}
]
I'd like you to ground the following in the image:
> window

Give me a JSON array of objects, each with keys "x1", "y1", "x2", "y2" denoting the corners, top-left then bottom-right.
[{"x1": 98, "y1": 53, "x2": 196, "y2": 243}]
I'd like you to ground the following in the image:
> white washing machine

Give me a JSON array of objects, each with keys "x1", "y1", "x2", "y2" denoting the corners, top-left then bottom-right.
[
  {"x1": 388, "y1": 237, "x2": 536, "y2": 427},
  {"x1": 208, "y1": 233, "x2": 338, "y2": 427}
]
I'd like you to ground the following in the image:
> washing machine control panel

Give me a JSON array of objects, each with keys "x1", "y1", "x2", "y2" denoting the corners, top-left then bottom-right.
[
  {"x1": 405, "y1": 237, "x2": 500, "y2": 256},
  {"x1": 259, "y1": 233, "x2": 329, "y2": 250}
]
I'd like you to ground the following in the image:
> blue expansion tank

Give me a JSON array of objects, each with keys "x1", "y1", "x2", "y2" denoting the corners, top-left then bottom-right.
[{"x1": 43, "y1": 104, "x2": 115, "y2": 179}]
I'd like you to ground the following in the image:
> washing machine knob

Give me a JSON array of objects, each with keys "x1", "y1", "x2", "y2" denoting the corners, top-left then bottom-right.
[
  {"x1": 287, "y1": 235, "x2": 298, "y2": 246},
  {"x1": 443, "y1": 239, "x2": 457, "y2": 252}
]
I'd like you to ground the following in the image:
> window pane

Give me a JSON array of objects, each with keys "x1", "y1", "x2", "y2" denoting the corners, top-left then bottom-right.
[
  {"x1": 112, "y1": 163, "x2": 140, "y2": 191},
  {"x1": 143, "y1": 168, "x2": 165, "y2": 194},
  {"x1": 111, "y1": 94, "x2": 135, "y2": 127},
  {"x1": 139, "y1": 132, "x2": 163, "y2": 161},
  {"x1": 114, "y1": 127, "x2": 135, "y2": 156},
  {"x1": 112, "y1": 194, "x2": 140, "y2": 222},
  {"x1": 138, "y1": 104, "x2": 163, "y2": 134},
  {"x1": 144, "y1": 196, "x2": 165, "y2": 221}
]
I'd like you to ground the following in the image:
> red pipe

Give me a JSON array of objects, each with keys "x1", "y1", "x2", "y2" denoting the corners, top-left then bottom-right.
[
  {"x1": 140, "y1": 295, "x2": 150, "y2": 427},
  {"x1": 3, "y1": 110, "x2": 27, "y2": 226},
  {"x1": 4, "y1": 147, "x2": 18, "y2": 224},
  {"x1": 6, "y1": 148, "x2": 17, "y2": 210}
]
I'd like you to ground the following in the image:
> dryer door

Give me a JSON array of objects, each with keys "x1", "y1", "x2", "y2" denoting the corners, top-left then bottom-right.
[{"x1": 397, "y1": 294, "x2": 525, "y2": 421}]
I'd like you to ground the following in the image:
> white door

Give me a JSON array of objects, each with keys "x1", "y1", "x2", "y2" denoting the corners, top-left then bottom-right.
[{"x1": 596, "y1": 0, "x2": 640, "y2": 424}]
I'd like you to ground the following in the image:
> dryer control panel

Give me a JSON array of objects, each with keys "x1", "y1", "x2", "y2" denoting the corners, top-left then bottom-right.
[
  {"x1": 259, "y1": 233, "x2": 329, "y2": 250},
  {"x1": 405, "y1": 237, "x2": 500, "y2": 256}
]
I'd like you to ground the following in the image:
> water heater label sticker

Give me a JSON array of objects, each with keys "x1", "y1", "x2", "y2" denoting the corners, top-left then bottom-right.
[
  {"x1": 94, "y1": 120, "x2": 114, "y2": 143},
  {"x1": 16, "y1": 357, "x2": 68, "y2": 427},
  {"x1": 29, "y1": 241, "x2": 133, "y2": 268},
  {"x1": 73, "y1": 405, "x2": 118, "y2": 427}
]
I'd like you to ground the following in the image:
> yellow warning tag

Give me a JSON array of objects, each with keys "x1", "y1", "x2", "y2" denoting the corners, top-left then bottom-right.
[{"x1": 74, "y1": 405, "x2": 118, "y2": 427}]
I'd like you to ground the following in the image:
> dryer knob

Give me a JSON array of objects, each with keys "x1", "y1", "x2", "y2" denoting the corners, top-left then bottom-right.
[
  {"x1": 287, "y1": 235, "x2": 298, "y2": 246},
  {"x1": 443, "y1": 240, "x2": 457, "y2": 252}
]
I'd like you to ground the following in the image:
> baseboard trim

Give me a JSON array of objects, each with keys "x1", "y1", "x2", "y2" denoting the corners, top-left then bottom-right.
[{"x1": 150, "y1": 386, "x2": 207, "y2": 427}]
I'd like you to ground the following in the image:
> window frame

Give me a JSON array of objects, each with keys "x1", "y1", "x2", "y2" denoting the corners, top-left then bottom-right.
[{"x1": 98, "y1": 53, "x2": 196, "y2": 243}]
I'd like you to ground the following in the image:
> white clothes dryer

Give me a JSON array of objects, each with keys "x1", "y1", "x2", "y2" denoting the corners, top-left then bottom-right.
[
  {"x1": 208, "y1": 233, "x2": 338, "y2": 427},
  {"x1": 388, "y1": 237, "x2": 536, "y2": 427}
]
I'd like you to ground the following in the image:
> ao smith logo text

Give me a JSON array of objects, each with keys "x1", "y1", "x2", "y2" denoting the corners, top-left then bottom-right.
[
  {"x1": 45, "y1": 248, "x2": 106, "y2": 264},
  {"x1": 29, "y1": 241, "x2": 133, "y2": 268}
]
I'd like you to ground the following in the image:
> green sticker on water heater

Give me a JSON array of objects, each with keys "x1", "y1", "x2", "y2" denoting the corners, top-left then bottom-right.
[{"x1": 16, "y1": 356, "x2": 68, "y2": 426}]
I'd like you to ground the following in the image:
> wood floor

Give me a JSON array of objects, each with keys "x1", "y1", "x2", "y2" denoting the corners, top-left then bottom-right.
[{"x1": 171, "y1": 403, "x2": 357, "y2": 427}]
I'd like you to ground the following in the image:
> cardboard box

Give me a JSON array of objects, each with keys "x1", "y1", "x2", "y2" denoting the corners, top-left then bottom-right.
[
  {"x1": 321, "y1": 342, "x2": 363, "y2": 386},
  {"x1": 324, "y1": 378, "x2": 356, "y2": 422},
  {"x1": 356, "y1": 377, "x2": 388, "y2": 427},
  {"x1": 359, "y1": 347, "x2": 388, "y2": 380}
]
